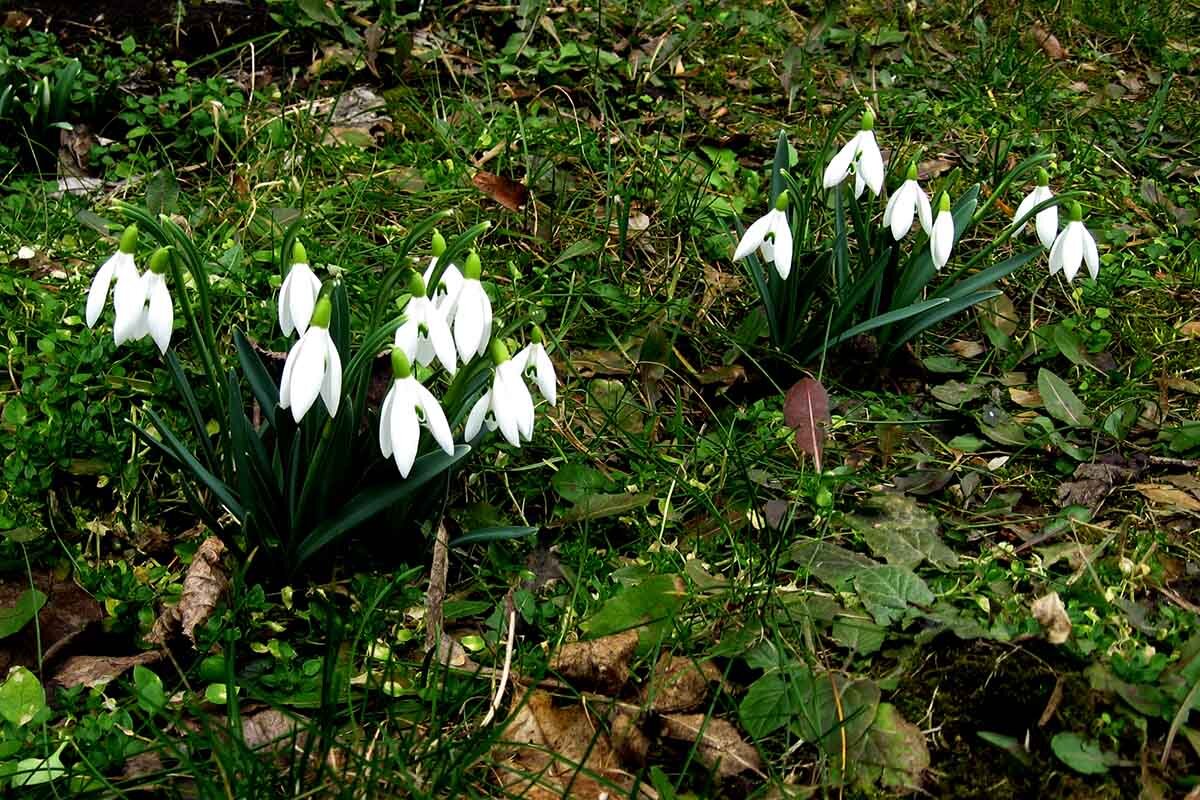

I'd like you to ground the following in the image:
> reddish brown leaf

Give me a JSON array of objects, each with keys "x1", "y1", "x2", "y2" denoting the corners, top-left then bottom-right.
[
  {"x1": 51, "y1": 651, "x2": 163, "y2": 688},
  {"x1": 784, "y1": 378, "x2": 831, "y2": 472},
  {"x1": 1029, "y1": 24, "x2": 1066, "y2": 60},
  {"x1": 472, "y1": 171, "x2": 529, "y2": 212}
]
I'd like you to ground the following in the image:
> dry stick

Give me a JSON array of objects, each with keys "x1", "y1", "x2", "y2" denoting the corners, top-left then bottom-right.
[
  {"x1": 425, "y1": 522, "x2": 450, "y2": 655},
  {"x1": 480, "y1": 592, "x2": 517, "y2": 728}
]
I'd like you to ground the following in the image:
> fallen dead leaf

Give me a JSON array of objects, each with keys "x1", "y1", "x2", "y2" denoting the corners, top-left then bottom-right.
[
  {"x1": 1177, "y1": 321, "x2": 1200, "y2": 339},
  {"x1": 1029, "y1": 24, "x2": 1067, "y2": 59},
  {"x1": 242, "y1": 708, "x2": 303, "y2": 751},
  {"x1": 51, "y1": 651, "x2": 163, "y2": 688},
  {"x1": 1136, "y1": 484, "x2": 1200, "y2": 514},
  {"x1": 1009, "y1": 387, "x2": 1043, "y2": 408},
  {"x1": 660, "y1": 713, "x2": 763, "y2": 778},
  {"x1": 1032, "y1": 592, "x2": 1071, "y2": 645},
  {"x1": 0, "y1": 570, "x2": 102, "y2": 673},
  {"x1": 642, "y1": 652, "x2": 721, "y2": 713},
  {"x1": 978, "y1": 293, "x2": 1018, "y2": 336},
  {"x1": 549, "y1": 630, "x2": 638, "y2": 695},
  {"x1": 148, "y1": 536, "x2": 228, "y2": 648},
  {"x1": 472, "y1": 170, "x2": 529, "y2": 212},
  {"x1": 948, "y1": 340, "x2": 985, "y2": 359}
]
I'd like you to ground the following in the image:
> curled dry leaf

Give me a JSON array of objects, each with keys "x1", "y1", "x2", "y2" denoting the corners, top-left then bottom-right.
[
  {"x1": 1032, "y1": 592, "x2": 1071, "y2": 645},
  {"x1": 472, "y1": 170, "x2": 529, "y2": 212},
  {"x1": 642, "y1": 652, "x2": 722, "y2": 713},
  {"x1": 242, "y1": 708, "x2": 303, "y2": 751},
  {"x1": 0, "y1": 570, "x2": 102, "y2": 672},
  {"x1": 948, "y1": 340, "x2": 985, "y2": 359},
  {"x1": 1029, "y1": 24, "x2": 1067, "y2": 60},
  {"x1": 660, "y1": 713, "x2": 763, "y2": 779},
  {"x1": 51, "y1": 651, "x2": 163, "y2": 689},
  {"x1": 1136, "y1": 484, "x2": 1200, "y2": 514},
  {"x1": 548, "y1": 629, "x2": 638, "y2": 695},
  {"x1": 147, "y1": 536, "x2": 228, "y2": 648}
]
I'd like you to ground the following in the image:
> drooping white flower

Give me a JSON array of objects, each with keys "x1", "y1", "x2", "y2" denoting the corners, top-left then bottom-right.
[
  {"x1": 1013, "y1": 168, "x2": 1059, "y2": 251},
  {"x1": 882, "y1": 164, "x2": 933, "y2": 241},
  {"x1": 450, "y1": 251, "x2": 492, "y2": 363},
  {"x1": 395, "y1": 272, "x2": 457, "y2": 375},
  {"x1": 733, "y1": 192, "x2": 794, "y2": 280},
  {"x1": 465, "y1": 342, "x2": 535, "y2": 448},
  {"x1": 378, "y1": 348, "x2": 455, "y2": 477},
  {"x1": 930, "y1": 193, "x2": 955, "y2": 271},
  {"x1": 279, "y1": 296, "x2": 342, "y2": 422},
  {"x1": 822, "y1": 110, "x2": 885, "y2": 198},
  {"x1": 515, "y1": 330, "x2": 557, "y2": 406},
  {"x1": 422, "y1": 231, "x2": 464, "y2": 313},
  {"x1": 278, "y1": 242, "x2": 323, "y2": 337},
  {"x1": 112, "y1": 247, "x2": 174, "y2": 354},
  {"x1": 86, "y1": 224, "x2": 139, "y2": 329},
  {"x1": 1048, "y1": 201, "x2": 1100, "y2": 283}
]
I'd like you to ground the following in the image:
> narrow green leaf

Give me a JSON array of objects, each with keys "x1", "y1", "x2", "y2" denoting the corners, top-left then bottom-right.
[
  {"x1": 134, "y1": 410, "x2": 245, "y2": 522},
  {"x1": 886, "y1": 290, "x2": 1001, "y2": 355},
  {"x1": 449, "y1": 526, "x2": 538, "y2": 547},
  {"x1": 234, "y1": 330, "x2": 279, "y2": 429},
  {"x1": 295, "y1": 445, "x2": 471, "y2": 566},
  {"x1": 165, "y1": 352, "x2": 217, "y2": 471}
]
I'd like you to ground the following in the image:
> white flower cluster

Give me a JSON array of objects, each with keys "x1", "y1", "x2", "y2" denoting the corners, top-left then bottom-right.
[
  {"x1": 733, "y1": 110, "x2": 1101, "y2": 283},
  {"x1": 84, "y1": 230, "x2": 558, "y2": 479}
]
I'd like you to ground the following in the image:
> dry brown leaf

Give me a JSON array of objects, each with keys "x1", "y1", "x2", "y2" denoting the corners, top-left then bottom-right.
[
  {"x1": 1177, "y1": 321, "x2": 1200, "y2": 339},
  {"x1": 978, "y1": 293, "x2": 1018, "y2": 336},
  {"x1": 1032, "y1": 592, "x2": 1071, "y2": 645},
  {"x1": 242, "y1": 708, "x2": 302, "y2": 751},
  {"x1": 1029, "y1": 24, "x2": 1067, "y2": 59},
  {"x1": 1009, "y1": 387, "x2": 1043, "y2": 408},
  {"x1": 572, "y1": 349, "x2": 631, "y2": 377},
  {"x1": 660, "y1": 713, "x2": 763, "y2": 778},
  {"x1": 51, "y1": 651, "x2": 163, "y2": 688},
  {"x1": 498, "y1": 689, "x2": 643, "y2": 799},
  {"x1": 1136, "y1": 484, "x2": 1200, "y2": 514},
  {"x1": 698, "y1": 364, "x2": 746, "y2": 386},
  {"x1": 948, "y1": 340, "x2": 985, "y2": 359},
  {"x1": 917, "y1": 157, "x2": 955, "y2": 179},
  {"x1": 0, "y1": 570, "x2": 102, "y2": 673},
  {"x1": 472, "y1": 170, "x2": 529, "y2": 212},
  {"x1": 642, "y1": 653, "x2": 721, "y2": 713},
  {"x1": 120, "y1": 750, "x2": 164, "y2": 781},
  {"x1": 549, "y1": 630, "x2": 638, "y2": 694},
  {"x1": 609, "y1": 710, "x2": 650, "y2": 766},
  {"x1": 181, "y1": 537, "x2": 228, "y2": 644}
]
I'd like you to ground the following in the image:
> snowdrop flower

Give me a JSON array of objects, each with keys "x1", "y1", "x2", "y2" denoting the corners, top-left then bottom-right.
[
  {"x1": 278, "y1": 242, "x2": 323, "y2": 337},
  {"x1": 394, "y1": 272, "x2": 457, "y2": 375},
  {"x1": 450, "y1": 251, "x2": 492, "y2": 363},
  {"x1": 279, "y1": 296, "x2": 342, "y2": 422},
  {"x1": 422, "y1": 231, "x2": 463, "y2": 312},
  {"x1": 822, "y1": 109, "x2": 885, "y2": 199},
  {"x1": 86, "y1": 224, "x2": 139, "y2": 329},
  {"x1": 883, "y1": 163, "x2": 932, "y2": 241},
  {"x1": 465, "y1": 339, "x2": 535, "y2": 447},
  {"x1": 378, "y1": 348, "x2": 455, "y2": 477},
  {"x1": 733, "y1": 191, "x2": 794, "y2": 280},
  {"x1": 113, "y1": 247, "x2": 174, "y2": 354},
  {"x1": 930, "y1": 193, "x2": 955, "y2": 271},
  {"x1": 1049, "y1": 201, "x2": 1100, "y2": 283},
  {"x1": 1013, "y1": 168, "x2": 1058, "y2": 250},
  {"x1": 515, "y1": 326, "x2": 557, "y2": 406}
]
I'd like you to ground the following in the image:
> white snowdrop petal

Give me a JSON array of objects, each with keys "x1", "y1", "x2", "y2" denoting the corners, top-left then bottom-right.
[
  {"x1": 733, "y1": 214, "x2": 772, "y2": 261},
  {"x1": 1082, "y1": 227, "x2": 1100, "y2": 279},
  {"x1": 464, "y1": 392, "x2": 491, "y2": 441},
  {"x1": 823, "y1": 137, "x2": 859, "y2": 188},
  {"x1": 378, "y1": 385, "x2": 396, "y2": 458},
  {"x1": 769, "y1": 211, "x2": 793, "y2": 280},
  {"x1": 86, "y1": 254, "x2": 119, "y2": 328},
  {"x1": 289, "y1": 331, "x2": 326, "y2": 422},
  {"x1": 416, "y1": 383, "x2": 456, "y2": 456},
  {"x1": 146, "y1": 275, "x2": 173, "y2": 354},
  {"x1": 320, "y1": 335, "x2": 342, "y2": 418},
  {"x1": 1061, "y1": 223, "x2": 1083, "y2": 283},
  {"x1": 858, "y1": 131, "x2": 884, "y2": 196}
]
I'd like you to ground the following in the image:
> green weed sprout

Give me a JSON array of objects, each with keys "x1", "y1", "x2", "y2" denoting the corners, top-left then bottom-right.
[
  {"x1": 83, "y1": 208, "x2": 556, "y2": 580},
  {"x1": 733, "y1": 107, "x2": 1095, "y2": 364}
]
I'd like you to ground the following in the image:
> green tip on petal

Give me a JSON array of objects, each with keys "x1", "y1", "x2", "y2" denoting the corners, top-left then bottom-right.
[
  {"x1": 465, "y1": 251, "x2": 482, "y2": 280},
  {"x1": 431, "y1": 230, "x2": 446, "y2": 257},
  {"x1": 406, "y1": 270, "x2": 426, "y2": 297},
  {"x1": 938, "y1": 193, "x2": 951, "y2": 213},
  {"x1": 310, "y1": 297, "x2": 333, "y2": 329},
  {"x1": 390, "y1": 347, "x2": 412, "y2": 379},
  {"x1": 774, "y1": 190, "x2": 790, "y2": 211},
  {"x1": 118, "y1": 224, "x2": 138, "y2": 254},
  {"x1": 488, "y1": 336, "x2": 510, "y2": 366},
  {"x1": 1068, "y1": 201, "x2": 1083, "y2": 222},
  {"x1": 1036, "y1": 167, "x2": 1050, "y2": 186},
  {"x1": 905, "y1": 162, "x2": 919, "y2": 181},
  {"x1": 292, "y1": 241, "x2": 307, "y2": 265},
  {"x1": 860, "y1": 109, "x2": 875, "y2": 131},
  {"x1": 148, "y1": 247, "x2": 171, "y2": 275}
]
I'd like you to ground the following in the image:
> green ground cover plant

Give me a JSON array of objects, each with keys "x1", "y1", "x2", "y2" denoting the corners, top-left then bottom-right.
[{"x1": 0, "y1": 0, "x2": 1199, "y2": 798}]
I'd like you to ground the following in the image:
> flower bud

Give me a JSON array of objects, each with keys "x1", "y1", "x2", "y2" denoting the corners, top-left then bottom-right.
[
  {"x1": 118, "y1": 224, "x2": 139, "y2": 254},
  {"x1": 310, "y1": 296, "x2": 332, "y2": 329},
  {"x1": 530, "y1": 324, "x2": 545, "y2": 345},
  {"x1": 860, "y1": 108, "x2": 875, "y2": 131},
  {"x1": 1036, "y1": 167, "x2": 1050, "y2": 187},
  {"x1": 464, "y1": 250, "x2": 482, "y2": 280},
  {"x1": 431, "y1": 230, "x2": 446, "y2": 258},
  {"x1": 292, "y1": 241, "x2": 307, "y2": 264},
  {"x1": 390, "y1": 347, "x2": 412, "y2": 379},
  {"x1": 937, "y1": 192, "x2": 951, "y2": 213},
  {"x1": 148, "y1": 247, "x2": 171, "y2": 275},
  {"x1": 905, "y1": 162, "x2": 919, "y2": 181},
  {"x1": 407, "y1": 271, "x2": 426, "y2": 297},
  {"x1": 774, "y1": 189, "x2": 790, "y2": 211},
  {"x1": 1067, "y1": 200, "x2": 1083, "y2": 222},
  {"x1": 488, "y1": 336, "x2": 510, "y2": 366}
]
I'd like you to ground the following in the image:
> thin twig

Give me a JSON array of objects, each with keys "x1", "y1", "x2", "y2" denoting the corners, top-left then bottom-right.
[{"x1": 480, "y1": 592, "x2": 517, "y2": 727}]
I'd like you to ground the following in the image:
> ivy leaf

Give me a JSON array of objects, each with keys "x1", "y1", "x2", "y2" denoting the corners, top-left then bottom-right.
[
  {"x1": 852, "y1": 566, "x2": 935, "y2": 626},
  {"x1": 849, "y1": 494, "x2": 958, "y2": 571}
]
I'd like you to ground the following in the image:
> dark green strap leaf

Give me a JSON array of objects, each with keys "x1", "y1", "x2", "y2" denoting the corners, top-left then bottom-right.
[{"x1": 449, "y1": 526, "x2": 538, "y2": 548}]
